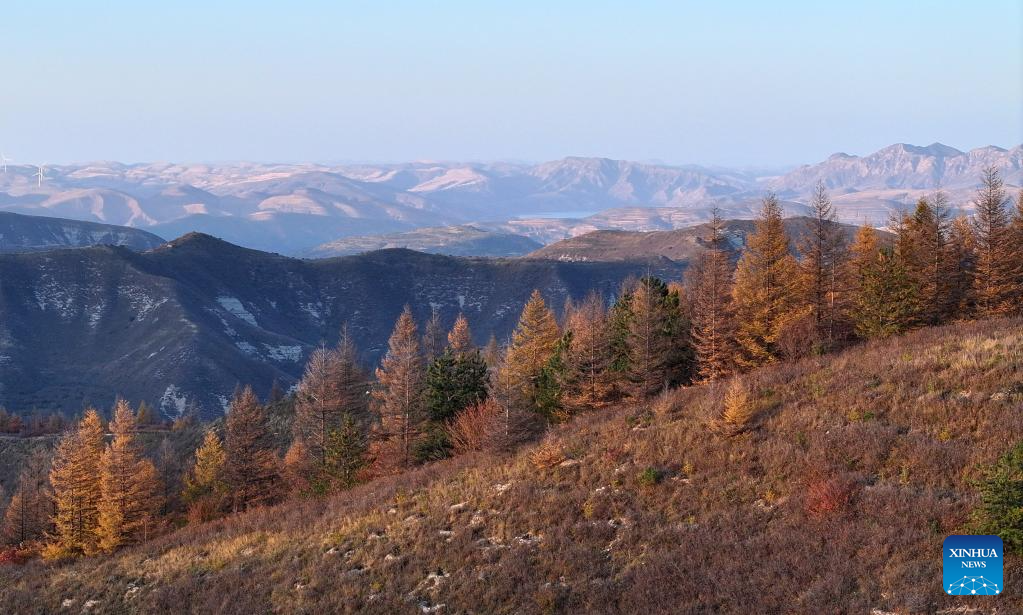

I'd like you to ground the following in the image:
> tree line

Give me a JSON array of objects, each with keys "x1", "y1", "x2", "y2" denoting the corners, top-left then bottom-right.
[{"x1": 2, "y1": 168, "x2": 1021, "y2": 558}]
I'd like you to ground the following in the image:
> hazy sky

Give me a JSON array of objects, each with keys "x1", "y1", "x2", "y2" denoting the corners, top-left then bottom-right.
[{"x1": 2, "y1": 1, "x2": 1021, "y2": 166}]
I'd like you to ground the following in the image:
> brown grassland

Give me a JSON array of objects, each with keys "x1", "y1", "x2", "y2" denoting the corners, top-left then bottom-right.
[{"x1": 2, "y1": 318, "x2": 1022, "y2": 614}]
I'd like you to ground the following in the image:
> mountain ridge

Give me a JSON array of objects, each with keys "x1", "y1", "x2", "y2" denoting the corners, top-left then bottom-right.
[{"x1": 0, "y1": 142, "x2": 1017, "y2": 254}]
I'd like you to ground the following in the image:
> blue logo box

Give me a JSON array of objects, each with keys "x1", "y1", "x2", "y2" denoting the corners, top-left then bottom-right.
[{"x1": 943, "y1": 535, "x2": 1003, "y2": 596}]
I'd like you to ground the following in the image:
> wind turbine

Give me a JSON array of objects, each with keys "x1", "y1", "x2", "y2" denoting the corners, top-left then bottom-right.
[
  {"x1": 34, "y1": 164, "x2": 47, "y2": 187},
  {"x1": 0, "y1": 153, "x2": 11, "y2": 173}
]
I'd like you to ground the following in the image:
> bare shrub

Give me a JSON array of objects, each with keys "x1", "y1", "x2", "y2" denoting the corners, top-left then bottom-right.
[
  {"x1": 805, "y1": 473, "x2": 857, "y2": 519},
  {"x1": 448, "y1": 398, "x2": 503, "y2": 454},
  {"x1": 530, "y1": 436, "x2": 566, "y2": 470}
]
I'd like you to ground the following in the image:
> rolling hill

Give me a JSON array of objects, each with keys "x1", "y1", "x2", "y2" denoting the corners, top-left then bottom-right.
[
  {"x1": 306, "y1": 225, "x2": 543, "y2": 258},
  {"x1": 526, "y1": 217, "x2": 875, "y2": 262},
  {"x1": 2, "y1": 318, "x2": 1019, "y2": 613},
  {"x1": 0, "y1": 234, "x2": 683, "y2": 419},
  {"x1": 0, "y1": 212, "x2": 164, "y2": 253}
]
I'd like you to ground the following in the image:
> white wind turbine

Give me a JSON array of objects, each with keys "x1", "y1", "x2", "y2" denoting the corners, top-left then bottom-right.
[
  {"x1": 0, "y1": 153, "x2": 11, "y2": 173},
  {"x1": 34, "y1": 163, "x2": 47, "y2": 187}
]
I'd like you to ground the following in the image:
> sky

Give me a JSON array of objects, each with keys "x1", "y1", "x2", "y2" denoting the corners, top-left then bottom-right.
[{"x1": 1, "y1": 1, "x2": 1021, "y2": 167}]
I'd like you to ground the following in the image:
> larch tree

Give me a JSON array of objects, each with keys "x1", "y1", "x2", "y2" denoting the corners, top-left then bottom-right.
[
  {"x1": 797, "y1": 182, "x2": 847, "y2": 347},
  {"x1": 421, "y1": 308, "x2": 446, "y2": 364},
  {"x1": 224, "y1": 386, "x2": 279, "y2": 511},
  {"x1": 626, "y1": 277, "x2": 673, "y2": 399},
  {"x1": 731, "y1": 194, "x2": 800, "y2": 368},
  {"x1": 2, "y1": 449, "x2": 52, "y2": 545},
  {"x1": 562, "y1": 291, "x2": 615, "y2": 413},
  {"x1": 686, "y1": 209, "x2": 736, "y2": 381},
  {"x1": 97, "y1": 400, "x2": 162, "y2": 552},
  {"x1": 48, "y1": 408, "x2": 105, "y2": 556},
  {"x1": 906, "y1": 193, "x2": 953, "y2": 324},
  {"x1": 1011, "y1": 190, "x2": 1023, "y2": 312},
  {"x1": 495, "y1": 290, "x2": 561, "y2": 437},
  {"x1": 947, "y1": 216, "x2": 978, "y2": 318},
  {"x1": 183, "y1": 429, "x2": 227, "y2": 504},
  {"x1": 372, "y1": 306, "x2": 426, "y2": 473},
  {"x1": 971, "y1": 167, "x2": 1015, "y2": 316},
  {"x1": 447, "y1": 313, "x2": 475, "y2": 355},
  {"x1": 182, "y1": 429, "x2": 229, "y2": 520},
  {"x1": 481, "y1": 334, "x2": 502, "y2": 370},
  {"x1": 293, "y1": 326, "x2": 369, "y2": 476}
]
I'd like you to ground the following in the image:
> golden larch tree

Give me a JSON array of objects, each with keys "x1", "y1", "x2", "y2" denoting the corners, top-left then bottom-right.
[
  {"x1": 562, "y1": 291, "x2": 615, "y2": 414},
  {"x1": 686, "y1": 210, "x2": 736, "y2": 381},
  {"x1": 48, "y1": 408, "x2": 105, "y2": 556},
  {"x1": 224, "y1": 386, "x2": 280, "y2": 511},
  {"x1": 731, "y1": 194, "x2": 800, "y2": 369},
  {"x1": 97, "y1": 400, "x2": 162, "y2": 552},
  {"x1": 447, "y1": 313, "x2": 475, "y2": 355},
  {"x1": 971, "y1": 167, "x2": 1015, "y2": 316},
  {"x1": 495, "y1": 289, "x2": 561, "y2": 427},
  {"x1": 372, "y1": 306, "x2": 426, "y2": 473}
]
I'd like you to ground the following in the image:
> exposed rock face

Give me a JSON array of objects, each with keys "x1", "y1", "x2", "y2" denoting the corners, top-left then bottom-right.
[{"x1": 0, "y1": 234, "x2": 682, "y2": 419}]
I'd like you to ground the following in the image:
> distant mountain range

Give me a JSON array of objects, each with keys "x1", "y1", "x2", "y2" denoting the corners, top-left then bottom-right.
[
  {"x1": 307, "y1": 225, "x2": 542, "y2": 258},
  {"x1": 0, "y1": 211, "x2": 164, "y2": 253},
  {"x1": 0, "y1": 143, "x2": 1017, "y2": 254},
  {"x1": 0, "y1": 234, "x2": 683, "y2": 419}
]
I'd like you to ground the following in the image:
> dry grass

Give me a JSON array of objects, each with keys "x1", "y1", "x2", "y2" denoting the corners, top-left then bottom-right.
[{"x1": 2, "y1": 318, "x2": 1022, "y2": 614}]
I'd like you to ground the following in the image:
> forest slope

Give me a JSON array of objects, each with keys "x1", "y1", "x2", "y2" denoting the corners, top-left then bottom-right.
[{"x1": 1, "y1": 318, "x2": 1021, "y2": 613}]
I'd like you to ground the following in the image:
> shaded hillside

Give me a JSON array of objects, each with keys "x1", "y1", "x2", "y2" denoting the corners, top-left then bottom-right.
[
  {"x1": 0, "y1": 234, "x2": 682, "y2": 419},
  {"x1": 307, "y1": 225, "x2": 543, "y2": 258},
  {"x1": 2, "y1": 318, "x2": 1020, "y2": 613},
  {"x1": 0, "y1": 212, "x2": 164, "y2": 253},
  {"x1": 527, "y1": 217, "x2": 877, "y2": 262}
]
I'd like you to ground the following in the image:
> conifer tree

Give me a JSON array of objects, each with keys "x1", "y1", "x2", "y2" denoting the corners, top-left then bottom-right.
[
  {"x1": 686, "y1": 210, "x2": 736, "y2": 381},
  {"x1": 447, "y1": 313, "x2": 475, "y2": 354},
  {"x1": 2, "y1": 450, "x2": 52, "y2": 545},
  {"x1": 496, "y1": 290, "x2": 562, "y2": 423},
  {"x1": 422, "y1": 308, "x2": 445, "y2": 364},
  {"x1": 972, "y1": 167, "x2": 1015, "y2": 316},
  {"x1": 372, "y1": 306, "x2": 426, "y2": 472},
  {"x1": 183, "y1": 429, "x2": 228, "y2": 506},
  {"x1": 562, "y1": 292, "x2": 615, "y2": 413},
  {"x1": 626, "y1": 277, "x2": 673, "y2": 398},
  {"x1": 323, "y1": 414, "x2": 367, "y2": 489},
  {"x1": 731, "y1": 194, "x2": 800, "y2": 368},
  {"x1": 947, "y1": 216, "x2": 978, "y2": 317},
  {"x1": 850, "y1": 247, "x2": 919, "y2": 339},
  {"x1": 48, "y1": 409, "x2": 105, "y2": 555},
  {"x1": 797, "y1": 182, "x2": 846, "y2": 346},
  {"x1": 905, "y1": 194, "x2": 953, "y2": 323},
  {"x1": 424, "y1": 348, "x2": 489, "y2": 423},
  {"x1": 848, "y1": 224, "x2": 880, "y2": 284},
  {"x1": 293, "y1": 326, "x2": 369, "y2": 473},
  {"x1": 282, "y1": 439, "x2": 316, "y2": 496},
  {"x1": 481, "y1": 334, "x2": 501, "y2": 370},
  {"x1": 224, "y1": 386, "x2": 279, "y2": 511},
  {"x1": 1010, "y1": 190, "x2": 1023, "y2": 313},
  {"x1": 97, "y1": 400, "x2": 161, "y2": 552}
]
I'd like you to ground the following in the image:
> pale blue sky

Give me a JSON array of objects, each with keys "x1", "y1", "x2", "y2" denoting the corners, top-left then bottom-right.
[{"x1": 1, "y1": 1, "x2": 1021, "y2": 166}]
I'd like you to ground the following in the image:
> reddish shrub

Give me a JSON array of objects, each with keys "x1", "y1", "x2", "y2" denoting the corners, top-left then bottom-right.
[
  {"x1": 805, "y1": 474, "x2": 857, "y2": 519},
  {"x1": 448, "y1": 398, "x2": 503, "y2": 454}
]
